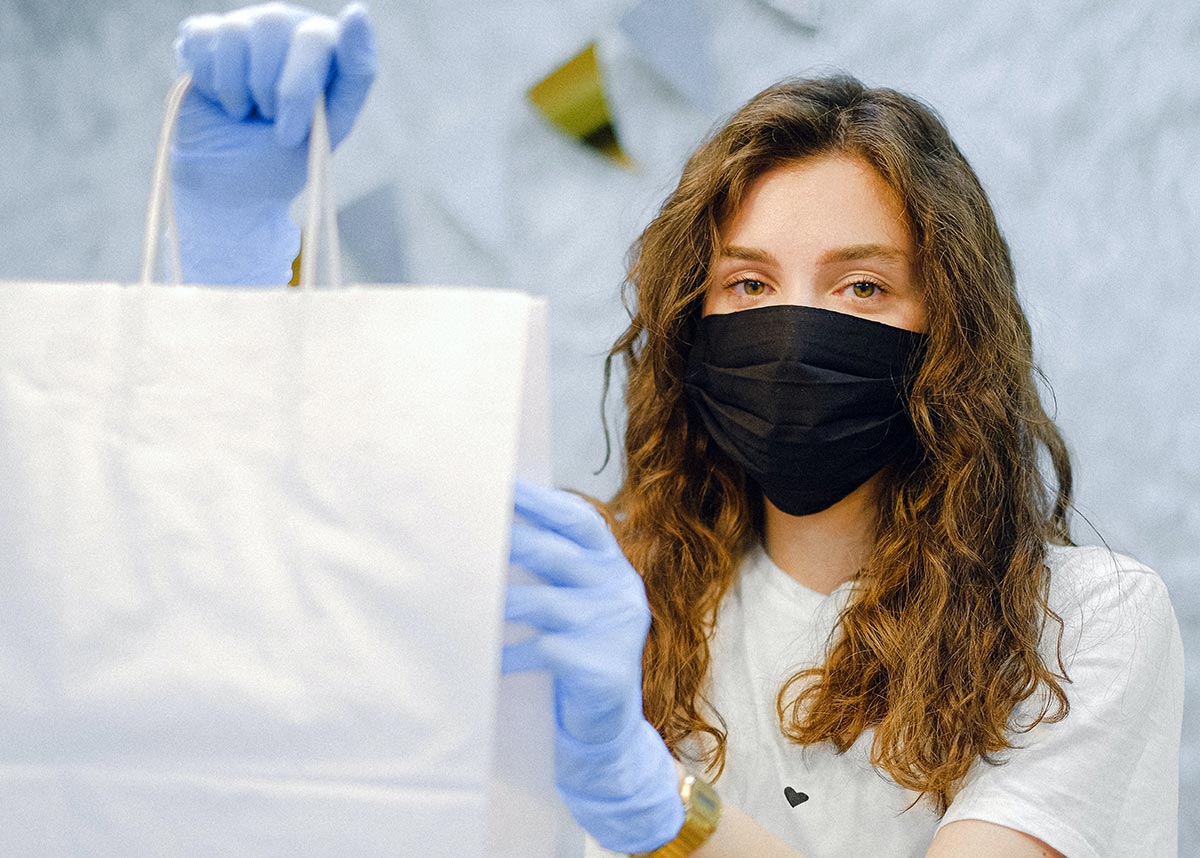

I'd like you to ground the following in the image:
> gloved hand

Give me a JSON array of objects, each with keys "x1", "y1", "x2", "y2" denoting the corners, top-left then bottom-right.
[
  {"x1": 171, "y1": 2, "x2": 376, "y2": 285},
  {"x1": 504, "y1": 480, "x2": 684, "y2": 854}
]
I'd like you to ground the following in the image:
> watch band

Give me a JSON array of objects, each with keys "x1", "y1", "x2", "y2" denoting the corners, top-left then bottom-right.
[{"x1": 634, "y1": 772, "x2": 722, "y2": 857}]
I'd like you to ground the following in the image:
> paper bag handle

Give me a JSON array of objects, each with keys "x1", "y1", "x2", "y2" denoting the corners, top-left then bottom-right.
[{"x1": 140, "y1": 73, "x2": 343, "y2": 290}]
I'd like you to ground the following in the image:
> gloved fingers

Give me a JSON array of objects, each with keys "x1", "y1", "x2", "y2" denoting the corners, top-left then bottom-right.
[
  {"x1": 212, "y1": 17, "x2": 253, "y2": 120},
  {"x1": 501, "y1": 637, "x2": 549, "y2": 675},
  {"x1": 511, "y1": 518, "x2": 612, "y2": 589},
  {"x1": 244, "y1": 4, "x2": 308, "y2": 120},
  {"x1": 504, "y1": 630, "x2": 643, "y2": 746},
  {"x1": 513, "y1": 479, "x2": 614, "y2": 553},
  {"x1": 175, "y1": 14, "x2": 222, "y2": 96},
  {"x1": 275, "y1": 14, "x2": 338, "y2": 148},
  {"x1": 505, "y1": 582, "x2": 599, "y2": 633},
  {"x1": 327, "y1": 2, "x2": 377, "y2": 147},
  {"x1": 500, "y1": 631, "x2": 586, "y2": 678}
]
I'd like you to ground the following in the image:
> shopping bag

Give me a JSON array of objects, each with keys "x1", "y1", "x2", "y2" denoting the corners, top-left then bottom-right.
[{"x1": 0, "y1": 76, "x2": 582, "y2": 857}]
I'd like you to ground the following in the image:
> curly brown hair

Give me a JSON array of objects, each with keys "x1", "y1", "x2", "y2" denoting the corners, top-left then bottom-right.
[{"x1": 603, "y1": 74, "x2": 1075, "y2": 816}]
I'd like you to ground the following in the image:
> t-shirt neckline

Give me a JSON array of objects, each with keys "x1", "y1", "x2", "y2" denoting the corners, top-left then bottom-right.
[{"x1": 746, "y1": 541, "x2": 861, "y2": 609}]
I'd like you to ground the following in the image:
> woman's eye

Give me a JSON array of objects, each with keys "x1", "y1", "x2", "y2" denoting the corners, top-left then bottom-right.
[
  {"x1": 730, "y1": 279, "x2": 767, "y2": 297},
  {"x1": 849, "y1": 280, "x2": 882, "y2": 299}
]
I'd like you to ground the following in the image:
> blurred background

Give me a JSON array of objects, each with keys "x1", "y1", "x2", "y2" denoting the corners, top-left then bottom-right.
[{"x1": 1, "y1": 0, "x2": 1196, "y2": 851}]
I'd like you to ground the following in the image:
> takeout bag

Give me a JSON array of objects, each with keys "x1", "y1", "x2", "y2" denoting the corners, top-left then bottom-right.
[{"x1": 0, "y1": 76, "x2": 578, "y2": 857}]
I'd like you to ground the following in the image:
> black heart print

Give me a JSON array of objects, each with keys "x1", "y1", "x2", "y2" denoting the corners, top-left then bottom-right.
[{"x1": 783, "y1": 786, "x2": 809, "y2": 807}]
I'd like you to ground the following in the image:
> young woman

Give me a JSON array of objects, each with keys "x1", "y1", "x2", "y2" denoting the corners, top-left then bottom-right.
[{"x1": 172, "y1": 5, "x2": 1185, "y2": 857}]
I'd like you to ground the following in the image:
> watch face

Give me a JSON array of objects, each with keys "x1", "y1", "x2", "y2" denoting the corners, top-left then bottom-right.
[{"x1": 687, "y1": 775, "x2": 721, "y2": 822}]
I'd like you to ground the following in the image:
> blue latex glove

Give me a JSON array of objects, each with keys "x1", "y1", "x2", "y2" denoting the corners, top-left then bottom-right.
[
  {"x1": 171, "y1": 2, "x2": 376, "y2": 285},
  {"x1": 504, "y1": 480, "x2": 684, "y2": 854}
]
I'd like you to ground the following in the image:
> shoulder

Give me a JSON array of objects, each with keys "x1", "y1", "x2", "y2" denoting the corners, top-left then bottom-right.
[
  {"x1": 1034, "y1": 542, "x2": 1183, "y2": 732},
  {"x1": 1041, "y1": 543, "x2": 1178, "y2": 645},
  {"x1": 1043, "y1": 541, "x2": 1159, "y2": 590}
]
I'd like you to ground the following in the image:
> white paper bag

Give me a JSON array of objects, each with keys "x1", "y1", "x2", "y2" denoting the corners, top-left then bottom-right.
[{"x1": 0, "y1": 77, "x2": 583, "y2": 858}]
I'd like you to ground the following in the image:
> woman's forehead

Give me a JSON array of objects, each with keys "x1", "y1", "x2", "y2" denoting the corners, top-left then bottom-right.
[{"x1": 719, "y1": 155, "x2": 915, "y2": 263}]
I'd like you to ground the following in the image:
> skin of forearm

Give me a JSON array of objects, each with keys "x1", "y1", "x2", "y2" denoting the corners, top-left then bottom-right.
[
  {"x1": 691, "y1": 799, "x2": 807, "y2": 858},
  {"x1": 661, "y1": 760, "x2": 807, "y2": 858}
]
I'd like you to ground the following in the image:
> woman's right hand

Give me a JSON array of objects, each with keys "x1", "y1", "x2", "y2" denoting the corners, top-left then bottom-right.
[
  {"x1": 170, "y1": 2, "x2": 376, "y2": 285},
  {"x1": 504, "y1": 480, "x2": 685, "y2": 854}
]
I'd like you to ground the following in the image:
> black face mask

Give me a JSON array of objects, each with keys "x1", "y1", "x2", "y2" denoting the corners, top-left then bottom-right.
[{"x1": 683, "y1": 305, "x2": 928, "y2": 517}]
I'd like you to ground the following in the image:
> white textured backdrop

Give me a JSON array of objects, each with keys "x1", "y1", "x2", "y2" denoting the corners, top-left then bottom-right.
[{"x1": 1, "y1": 0, "x2": 1196, "y2": 851}]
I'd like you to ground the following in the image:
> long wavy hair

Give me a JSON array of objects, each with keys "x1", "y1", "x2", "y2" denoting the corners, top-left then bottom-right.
[{"x1": 603, "y1": 74, "x2": 1075, "y2": 816}]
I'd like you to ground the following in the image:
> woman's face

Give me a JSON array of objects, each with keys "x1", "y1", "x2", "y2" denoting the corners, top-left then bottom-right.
[{"x1": 702, "y1": 154, "x2": 927, "y2": 333}]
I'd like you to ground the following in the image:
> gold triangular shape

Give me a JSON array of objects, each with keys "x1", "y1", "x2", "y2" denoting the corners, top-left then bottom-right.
[{"x1": 528, "y1": 42, "x2": 632, "y2": 167}]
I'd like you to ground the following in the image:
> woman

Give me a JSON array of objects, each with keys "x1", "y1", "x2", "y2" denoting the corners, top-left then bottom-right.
[{"x1": 172, "y1": 5, "x2": 1184, "y2": 857}]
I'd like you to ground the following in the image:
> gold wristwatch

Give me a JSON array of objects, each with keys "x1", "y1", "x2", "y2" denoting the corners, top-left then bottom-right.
[{"x1": 633, "y1": 770, "x2": 722, "y2": 857}]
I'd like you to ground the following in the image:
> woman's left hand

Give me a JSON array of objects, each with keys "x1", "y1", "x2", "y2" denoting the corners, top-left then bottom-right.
[{"x1": 503, "y1": 479, "x2": 684, "y2": 854}]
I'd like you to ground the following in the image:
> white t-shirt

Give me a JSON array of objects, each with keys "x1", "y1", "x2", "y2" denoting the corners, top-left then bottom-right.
[{"x1": 586, "y1": 542, "x2": 1184, "y2": 858}]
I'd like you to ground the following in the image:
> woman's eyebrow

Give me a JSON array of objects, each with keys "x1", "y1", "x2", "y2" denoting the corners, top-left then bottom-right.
[
  {"x1": 717, "y1": 243, "x2": 910, "y2": 266},
  {"x1": 718, "y1": 245, "x2": 780, "y2": 265},
  {"x1": 817, "y1": 243, "x2": 909, "y2": 265}
]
